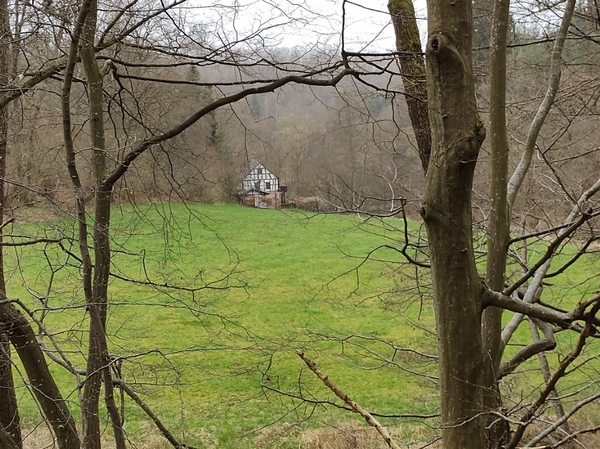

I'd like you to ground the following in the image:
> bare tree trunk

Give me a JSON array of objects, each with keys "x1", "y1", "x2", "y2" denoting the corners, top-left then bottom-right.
[
  {"x1": 483, "y1": 1, "x2": 576, "y2": 445},
  {"x1": 79, "y1": 3, "x2": 104, "y2": 443},
  {"x1": 482, "y1": 0, "x2": 511, "y2": 446},
  {"x1": 0, "y1": 0, "x2": 21, "y2": 444},
  {"x1": 59, "y1": 0, "x2": 100, "y2": 446},
  {"x1": 79, "y1": 1, "x2": 125, "y2": 447},
  {"x1": 422, "y1": 0, "x2": 487, "y2": 448},
  {"x1": 0, "y1": 335, "x2": 19, "y2": 447},
  {"x1": 388, "y1": 0, "x2": 431, "y2": 173},
  {"x1": 0, "y1": 300, "x2": 80, "y2": 449}
]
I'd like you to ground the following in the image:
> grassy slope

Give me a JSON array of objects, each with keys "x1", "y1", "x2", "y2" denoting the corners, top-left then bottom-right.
[
  {"x1": 7, "y1": 203, "x2": 599, "y2": 448},
  {"x1": 7, "y1": 204, "x2": 438, "y2": 448}
]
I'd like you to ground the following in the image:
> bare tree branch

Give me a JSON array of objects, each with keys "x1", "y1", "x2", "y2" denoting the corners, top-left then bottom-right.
[
  {"x1": 507, "y1": 0, "x2": 577, "y2": 208},
  {"x1": 504, "y1": 209, "x2": 594, "y2": 296},
  {"x1": 484, "y1": 290, "x2": 600, "y2": 331},
  {"x1": 261, "y1": 382, "x2": 440, "y2": 419},
  {"x1": 497, "y1": 319, "x2": 556, "y2": 379},
  {"x1": 114, "y1": 379, "x2": 198, "y2": 449},
  {"x1": 297, "y1": 350, "x2": 402, "y2": 449},
  {"x1": 527, "y1": 391, "x2": 600, "y2": 446},
  {"x1": 105, "y1": 67, "x2": 356, "y2": 186},
  {"x1": 506, "y1": 300, "x2": 600, "y2": 448}
]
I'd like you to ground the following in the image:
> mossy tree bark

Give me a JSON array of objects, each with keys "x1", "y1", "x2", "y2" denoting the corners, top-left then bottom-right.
[
  {"x1": 0, "y1": 0, "x2": 21, "y2": 444},
  {"x1": 421, "y1": 0, "x2": 487, "y2": 447},
  {"x1": 388, "y1": 0, "x2": 431, "y2": 173}
]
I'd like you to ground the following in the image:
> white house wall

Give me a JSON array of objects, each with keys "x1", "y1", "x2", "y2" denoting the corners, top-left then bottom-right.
[{"x1": 242, "y1": 163, "x2": 279, "y2": 193}]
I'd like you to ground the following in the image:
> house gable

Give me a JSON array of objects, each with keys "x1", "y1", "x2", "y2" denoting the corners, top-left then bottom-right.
[{"x1": 241, "y1": 159, "x2": 279, "y2": 193}]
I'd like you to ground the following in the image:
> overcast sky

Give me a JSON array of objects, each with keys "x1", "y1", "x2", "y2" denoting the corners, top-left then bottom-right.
[
  {"x1": 187, "y1": 0, "x2": 564, "y2": 55},
  {"x1": 189, "y1": 0, "x2": 428, "y2": 52}
]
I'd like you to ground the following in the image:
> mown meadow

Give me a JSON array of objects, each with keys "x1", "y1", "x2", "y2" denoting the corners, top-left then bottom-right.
[
  {"x1": 5, "y1": 203, "x2": 600, "y2": 448},
  {"x1": 7, "y1": 204, "x2": 440, "y2": 448}
]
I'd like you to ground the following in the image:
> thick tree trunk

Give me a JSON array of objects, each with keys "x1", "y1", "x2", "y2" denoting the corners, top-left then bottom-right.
[
  {"x1": 0, "y1": 0, "x2": 21, "y2": 444},
  {"x1": 388, "y1": 0, "x2": 431, "y2": 173},
  {"x1": 0, "y1": 301, "x2": 80, "y2": 449},
  {"x1": 422, "y1": 1, "x2": 487, "y2": 448}
]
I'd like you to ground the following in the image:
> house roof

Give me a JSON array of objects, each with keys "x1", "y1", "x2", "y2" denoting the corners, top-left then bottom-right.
[
  {"x1": 242, "y1": 158, "x2": 261, "y2": 178},
  {"x1": 242, "y1": 158, "x2": 278, "y2": 180}
]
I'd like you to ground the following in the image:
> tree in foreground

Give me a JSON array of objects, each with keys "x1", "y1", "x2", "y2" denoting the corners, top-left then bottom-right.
[
  {"x1": 422, "y1": 0, "x2": 600, "y2": 447},
  {"x1": 0, "y1": 1, "x2": 368, "y2": 448},
  {"x1": 283, "y1": 1, "x2": 600, "y2": 449},
  {"x1": 0, "y1": 0, "x2": 599, "y2": 448}
]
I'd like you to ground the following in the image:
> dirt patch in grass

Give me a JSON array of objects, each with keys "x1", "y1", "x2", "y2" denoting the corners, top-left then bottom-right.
[
  {"x1": 10, "y1": 204, "x2": 68, "y2": 223},
  {"x1": 298, "y1": 422, "x2": 438, "y2": 449}
]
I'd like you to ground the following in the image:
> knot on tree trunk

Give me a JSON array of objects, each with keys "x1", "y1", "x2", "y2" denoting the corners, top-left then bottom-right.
[
  {"x1": 426, "y1": 33, "x2": 460, "y2": 62},
  {"x1": 454, "y1": 122, "x2": 486, "y2": 163}
]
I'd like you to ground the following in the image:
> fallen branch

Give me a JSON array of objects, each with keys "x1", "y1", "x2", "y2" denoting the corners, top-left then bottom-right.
[{"x1": 296, "y1": 351, "x2": 402, "y2": 449}]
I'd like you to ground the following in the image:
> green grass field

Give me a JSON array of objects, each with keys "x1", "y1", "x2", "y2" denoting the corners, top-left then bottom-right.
[
  {"x1": 7, "y1": 204, "x2": 440, "y2": 448},
  {"x1": 5, "y1": 203, "x2": 600, "y2": 448}
]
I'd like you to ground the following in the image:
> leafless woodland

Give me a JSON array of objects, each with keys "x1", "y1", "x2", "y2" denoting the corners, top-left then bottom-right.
[{"x1": 0, "y1": 0, "x2": 599, "y2": 448}]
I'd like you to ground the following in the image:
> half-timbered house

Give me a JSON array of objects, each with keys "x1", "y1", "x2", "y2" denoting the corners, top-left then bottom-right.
[
  {"x1": 239, "y1": 159, "x2": 286, "y2": 209},
  {"x1": 242, "y1": 159, "x2": 279, "y2": 193}
]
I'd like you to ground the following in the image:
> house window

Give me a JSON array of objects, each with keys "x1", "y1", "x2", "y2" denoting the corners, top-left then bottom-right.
[
  {"x1": 255, "y1": 181, "x2": 260, "y2": 190},
  {"x1": 265, "y1": 182, "x2": 271, "y2": 190},
  {"x1": 257, "y1": 168, "x2": 263, "y2": 175}
]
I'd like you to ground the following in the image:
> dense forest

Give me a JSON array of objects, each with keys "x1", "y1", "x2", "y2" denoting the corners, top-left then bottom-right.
[{"x1": 5, "y1": 18, "x2": 600, "y2": 222}]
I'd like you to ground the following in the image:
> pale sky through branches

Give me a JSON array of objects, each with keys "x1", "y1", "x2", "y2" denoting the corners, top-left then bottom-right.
[{"x1": 187, "y1": 0, "x2": 428, "y2": 51}]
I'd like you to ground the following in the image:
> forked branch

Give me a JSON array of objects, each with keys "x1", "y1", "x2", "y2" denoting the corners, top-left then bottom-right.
[
  {"x1": 484, "y1": 290, "x2": 600, "y2": 331},
  {"x1": 506, "y1": 301, "x2": 600, "y2": 448}
]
